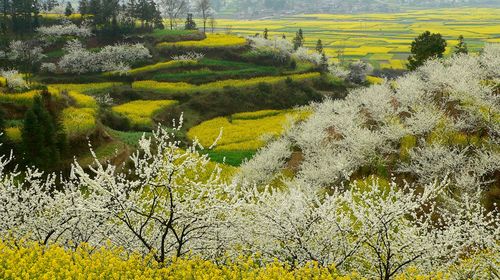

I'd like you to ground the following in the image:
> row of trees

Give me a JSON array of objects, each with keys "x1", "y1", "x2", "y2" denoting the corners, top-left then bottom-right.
[
  {"x1": 0, "y1": 0, "x2": 58, "y2": 35},
  {"x1": 0, "y1": 109, "x2": 498, "y2": 279},
  {"x1": 0, "y1": 0, "x2": 216, "y2": 36}
]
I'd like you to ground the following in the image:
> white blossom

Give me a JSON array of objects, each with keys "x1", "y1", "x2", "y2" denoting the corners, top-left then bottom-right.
[{"x1": 0, "y1": 69, "x2": 28, "y2": 89}]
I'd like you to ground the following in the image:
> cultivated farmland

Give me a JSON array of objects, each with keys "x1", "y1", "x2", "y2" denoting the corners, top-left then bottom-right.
[{"x1": 217, "y1": 8, "x2": 500, "y2": 69}]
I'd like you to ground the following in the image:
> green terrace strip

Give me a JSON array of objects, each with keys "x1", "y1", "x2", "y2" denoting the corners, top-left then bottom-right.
[
  {"x1": 49, "y1": 82, "x2": 125, "y2": 94},
  {"x1": 157, "y1": 34, "x2": 248, "y2": 49},
  {"x1": 105, "y1": 60, "x2": 198, "y2": 76},
  {"x1": 132, "y1": 72, "x2": 321, "y2": 94}
]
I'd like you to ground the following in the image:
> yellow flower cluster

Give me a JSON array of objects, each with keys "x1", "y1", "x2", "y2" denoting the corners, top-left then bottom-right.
[
  {"x1": 108, "y1": 60, "x2": 198, "y2": 76},
  {"x1": 61, "y1": 107, "x2": 97, "y2": 139},
  {"x1": 232, "y1": 110, "x2": 281, "y2": 120},
  {"x1": 50, "y1": 82, "x2": 124, "y2": 94},
  {"x1": 112, "y1": 100, "x2": 178, "y2": 127},
  {"x1": 0, "y1": 240, "x2": 496, "y2": 279},
  {"x1": 0, "y1": 76, "x2": 6, "y2": 87},
  {"x1": 0, "y1": 240, "x2": 360, "y2": 280},
  {"x1": 157, "y1": 33, "x2": 247, "y2": 49},
  {"x1": 41, "y1": 13, "x2": 82, "y2": 21},
  {"x1": 49, "y1": 87, "x2": 98, "y2": 108},
  {"x1": 5, "y1": 127, "x2": 21, "y2": 142},
  {"x1": 188, "y1": 109, "x2": 310, "y2": 151},
  {"x1": 366, "y1": 76, "x2": 384, "y2": 85},
  {"x1": 133, "y1": 73, "x2": 321, "y2": 94}
]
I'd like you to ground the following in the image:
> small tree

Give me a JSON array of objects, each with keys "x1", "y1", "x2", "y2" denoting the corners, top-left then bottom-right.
[
  {"x1": 347, "y1": 60, "x2": 373, "y2": 84},
  {"x1": 316, "y1": 39, "x2": 323, "y2": 54},
  {"x1": 185, "y1": 13, "x2": 197, "y2": 30},
  {"x1": 160, "y1": 0, "x2": 186, "y2": 30},
  {"x1": 293, "y1": 28, "x2": 304, "y2": 50},
  {"x1": 263, "y1": 28, "x2": 268, "y2": 39},
  {"x1": 407, "y1": 31, "x2": 447, "y2": 70},
  {"x1": 65, "y1": 2, "x2": 74, "y2": 17},
  {"x1": 209, "y1": 15, "x2": 216, "y2": 33},
  {"x1": 196, "y1": 0, "x2": 212, "y2": 33},
  {"x1": 454, "y1": 35, "x2": 468, "y2": 55},
  {"x1": 320, "y1": 53, "x2": 329, "y2": 72}
]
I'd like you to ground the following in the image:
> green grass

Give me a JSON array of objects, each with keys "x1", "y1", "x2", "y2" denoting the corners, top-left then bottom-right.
[
  {"x1": 151, "y1": 28, "x2": 199, "y2": 38},
  {"x1": 152, "y1": 67, "x2": 279, "y2": 83},
  {"x1": 203, "y1": 150, "x2": 257, "y2": 166},
  {"x1": 107, "y1": 128, "x2": 153, "y2": 147}
]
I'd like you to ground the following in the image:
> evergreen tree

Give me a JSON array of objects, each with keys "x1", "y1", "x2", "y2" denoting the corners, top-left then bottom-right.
[
  {"x1": 316, "y1": 39, "x2": 323, "y2": 54},
  {"x1": 293, "y1": 28, "x2": 304, "y2": 50},
  {"x1": 22, "y1": 95, "x2": 61, "y2": 170},
  {"x1": 407, "y1": 31, "x2": 447, "y2": 70},
  {"x1": 320, "y1": 53, "x2": 329, "y2": 72},
  {"x1": 65, "y1": 2, "x2": 74, "y2": 16},
  {"x1": 0, "y1": 0, "x2": 11, "y2": 34},
  {"x1": 185, "y1": 13, "x2": 197, "y2": 30},
  {"x1": 0, "y1": 107, "x2": 5, "y2": 140},
  {"x1": 454, "y1": 35, "x2": 468, "y2": 55},
  {"x1": 89, "y1": 0, "x2": 101, "y2": 25},
  {"x1": 263, "y1": 28, "x2": 268, "y2": 39},
  {"x1": 79, "y1": 0, "x2": 89, "y2": 15}
]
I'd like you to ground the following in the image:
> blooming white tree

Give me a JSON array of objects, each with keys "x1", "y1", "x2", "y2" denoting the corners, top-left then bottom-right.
[
  {"x1": 171, "y1": 51, "x2": 205, "y2": 61},
  {"x1": 293, "y1": 47, "x2": 323, "y2": 65},
  {"x1": 247, "y1": 36, "x2": 294, "y2": 63},
  {"x1": 58, "y1": 40, "x2": 151, "y2": 74},
  {"x1": 71, "y1": 122, "x2": 241, "y2": 262},
  {"x1": 37, "y1": 18, "x2": 92, "y2": 38},
  {"x1": 0, "y1": 69, "x2": 28, "y2": 89}
]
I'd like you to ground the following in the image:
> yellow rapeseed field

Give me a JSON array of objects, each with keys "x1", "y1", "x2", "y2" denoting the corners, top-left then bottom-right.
[
  {"x1": 157, "y1": 33, "x2": 247, "y2": 49},
  {"x1": 188, "y1": 109, "x2": 310, "y2": 151},
  {"x1": 132, "y1": 72, "x2": 320, "y2": 94},
  {"x1": 112, "y1": 100, "x2": 178, "y2": 127},
  {"x1": 107, "y1": 60, "x2": 198, "y2": 76},
  {"x1": 61, "y1": 107, "x2": 97, "y2": 139},
  {"x1": 216, "y1": 8, "x2": 500, "y2": 69},
  {"x1": 0, "y1": 240, "x2": 494, "y2": 279},
  {"x1": 5, "y1": 127, "x2": 21, "y2": 142},
  {"x1": 50, "y1": 82, "x2": 124, "y2": 94},
  {"x1": 0, "y1": 88, "x2": 61, "y2": 106},
  {"x1": 0, "y1": 76, "x2": 6, "y2": 87}
]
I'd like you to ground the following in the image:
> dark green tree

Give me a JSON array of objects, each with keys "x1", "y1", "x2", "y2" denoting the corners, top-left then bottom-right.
[
  {"x1": 185, "y1": 13, "x2": 197, "y2": 30},
  {"x1": 65, "y1": 1, "x2": 74, "y2": 16},
  {"x1": 263, "y1": 28, "x2": 268, "y2": 39},
  {"x1": 407, "y1": 31, "x2": 447, "y2": 70},
  {"x1": 79, "y1": 0, "x2": 89, "y2": 15},
  {"x1": 316, "y1": 39, "x2": 323, "y2": 54},
  {"x1": 454, "y1": 35, "x2": 468, "y2": 55},
  {"x1": 22, "y1": 95, "x2": 61, "y2": 170},
  {"x1": 0, "y1": 0, "x2": 11, "y2": 34},
  {"x1": 293, "y1": 28, "x2": 304, "y2": 50},
  {"x1": 320, "y1": 53, "x2": 329, "y2": 72}
]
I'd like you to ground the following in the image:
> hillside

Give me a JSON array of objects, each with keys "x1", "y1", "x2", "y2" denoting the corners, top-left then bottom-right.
[
  {"x1": 239, "y1": 44, "x2": 500, "y2": 207},
  {"x1": 0, "y1": 4, "x2": 499, "y2": 279}
]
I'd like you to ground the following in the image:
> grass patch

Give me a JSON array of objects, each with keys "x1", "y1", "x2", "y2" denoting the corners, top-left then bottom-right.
[{"x1": 203, "y1": 150, "x2": 257, "y2": 166}]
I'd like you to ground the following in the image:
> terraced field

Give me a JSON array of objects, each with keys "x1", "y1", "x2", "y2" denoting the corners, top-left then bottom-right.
[{"x1": 217, "y1": 8, "x2": 500, "y2": 69}]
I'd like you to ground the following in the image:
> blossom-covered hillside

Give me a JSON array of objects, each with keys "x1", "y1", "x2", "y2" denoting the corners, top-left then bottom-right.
[{"x1": 239, "y1": 44, "x2": 500, "y2": 205}]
